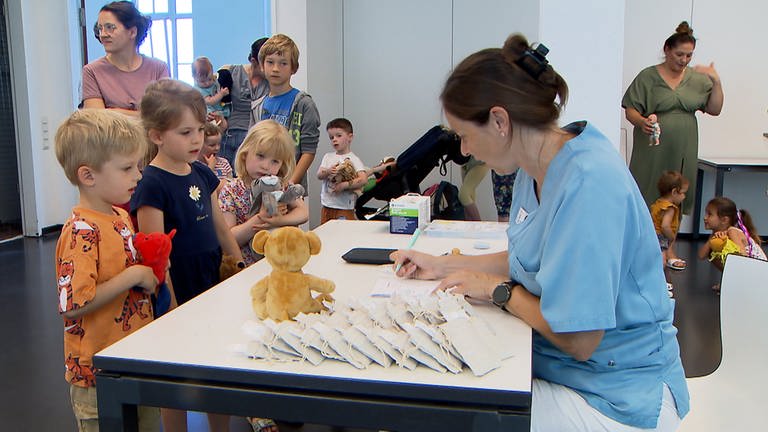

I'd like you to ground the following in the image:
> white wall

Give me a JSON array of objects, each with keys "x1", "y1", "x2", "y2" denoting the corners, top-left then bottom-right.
[
  {"x1": 8, "y1": 0, "x2": 81, "y2": 235},
  {"x1": 451, "y1": 0, "x2": 541, "y2": 222},
  {"x1": 305, "y1": 0, "x2": 343, "y2": 228},
  {"x1": 540, "y1": 0, "x2": 625, "y2": 146},
  {"x1": 340, "y1": 0, "x2": 453, "y2": 222}
]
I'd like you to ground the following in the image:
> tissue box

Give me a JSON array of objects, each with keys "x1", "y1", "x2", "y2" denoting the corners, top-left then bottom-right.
[{"x1": 389, "y1": 194, "x2": 430, "y2": 234}]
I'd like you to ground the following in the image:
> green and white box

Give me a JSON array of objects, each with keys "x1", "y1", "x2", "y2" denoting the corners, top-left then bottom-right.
[{"x1": 389, "y1": 194, "x2": 430, "y2": 234}]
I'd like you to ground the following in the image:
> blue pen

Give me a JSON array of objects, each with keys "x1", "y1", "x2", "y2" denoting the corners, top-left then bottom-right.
[{"x1": 394, "y1": 227, "x2": 422, "y2": 273}]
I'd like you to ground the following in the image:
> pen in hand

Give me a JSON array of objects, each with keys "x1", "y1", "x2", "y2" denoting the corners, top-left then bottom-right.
[{"x1": 394, "y1": 227, "x2": 422, "y2": 273}]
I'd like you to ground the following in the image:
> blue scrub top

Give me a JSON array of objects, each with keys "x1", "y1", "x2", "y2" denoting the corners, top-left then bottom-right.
[{"x1": 506, "y1": 122, "x2": 689, "y2": 428}]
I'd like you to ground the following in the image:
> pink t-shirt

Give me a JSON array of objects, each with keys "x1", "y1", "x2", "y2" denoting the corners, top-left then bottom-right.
[{"x1": 81, "y1": 56, "x2": 169, "y2": 111}]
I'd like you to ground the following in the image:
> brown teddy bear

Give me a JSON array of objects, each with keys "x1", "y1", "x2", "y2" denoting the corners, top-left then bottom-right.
[{"x1": 250, "y1": 227, "x2": 335, "y2": 321}]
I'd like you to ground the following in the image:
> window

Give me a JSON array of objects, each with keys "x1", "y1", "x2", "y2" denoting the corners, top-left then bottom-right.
[{"x1": 137, "y1": 0, "x2": 195, "y2": 84}]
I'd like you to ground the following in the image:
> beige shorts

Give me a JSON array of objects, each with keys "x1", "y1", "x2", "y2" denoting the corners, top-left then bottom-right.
[{"x1": 70, "y1": 385, "x2": 160, "y2": 432}]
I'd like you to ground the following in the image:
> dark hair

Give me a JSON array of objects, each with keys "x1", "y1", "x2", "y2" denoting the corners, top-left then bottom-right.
[
  {"x1": 657, "y1": 170, "x2": 689, "y2": 196},
  {"x1": 99, "y1": 1, "x2": 152, "y2": 47},
  {"x1": 140, "y1": 79, "x2": 207, "y2": 133},
  {"x1": 441, "y1": 33, "x2": 568, "y2": 129},
  {"x1": 249, "y1": 37, "x2": 269, "y2": 63},
  {"x1": 664, "y1": 21, "x2": 696, "y2": 51},
  {"x1": 326, "y1": 118, "x2": 353, "y2": 134},
  {"x1": 706, "y1": 197, "x2": 762, "y2": 245}
]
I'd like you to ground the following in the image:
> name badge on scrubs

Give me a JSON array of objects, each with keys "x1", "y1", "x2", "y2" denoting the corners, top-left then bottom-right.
[{"x1": 515, "y1": 207, "x2": 529, "y2": 224}]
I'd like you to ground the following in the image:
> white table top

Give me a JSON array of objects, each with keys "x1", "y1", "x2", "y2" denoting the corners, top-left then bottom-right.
[
  {"x1": 96, "y1": 220, "x2": 532, "y2": 397},
  {"x1": 698, "y1": 157, "x2": 768, "y2": 167}
]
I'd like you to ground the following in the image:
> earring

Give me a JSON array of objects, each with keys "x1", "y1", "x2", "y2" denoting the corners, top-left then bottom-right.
[{"x1": 500, "y1": 132, "x2": 506, "y2": 137}]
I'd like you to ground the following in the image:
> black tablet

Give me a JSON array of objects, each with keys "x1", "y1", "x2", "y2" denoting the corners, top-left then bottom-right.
[{"x1": 341, "y1": 247, "x2": 397, "y2": 265}]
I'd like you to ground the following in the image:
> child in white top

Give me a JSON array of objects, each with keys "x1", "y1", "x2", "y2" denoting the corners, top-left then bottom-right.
[
  {"x1": 699, "y1": 196, "x2": 766, "y2": 276},
  {"x1": 317, "y1": 118, "x2": 368, "y2": 224},
  {"x1": 219, "y1": 119, "x2": 309, "y2": 265}
]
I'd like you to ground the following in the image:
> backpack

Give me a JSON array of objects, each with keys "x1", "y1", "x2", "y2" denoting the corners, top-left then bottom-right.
[{"x1": 423, "y1": 181, "x2": 465, "y2": 220}]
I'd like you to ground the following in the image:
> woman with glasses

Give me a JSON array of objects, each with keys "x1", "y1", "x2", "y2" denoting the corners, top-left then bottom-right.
[{"x1": 81, "y1": 1, "x2": 169, "y2": 117}]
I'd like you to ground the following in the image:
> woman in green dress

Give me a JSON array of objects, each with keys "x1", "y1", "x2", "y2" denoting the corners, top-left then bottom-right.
[{"x1": 623, "y1": 21, "x2": 724, "y2": 215}]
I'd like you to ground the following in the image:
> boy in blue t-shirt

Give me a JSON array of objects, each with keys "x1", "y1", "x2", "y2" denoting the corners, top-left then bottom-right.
[{"x1": 250, "y1": 33, "x2": 321, "y2": 197}]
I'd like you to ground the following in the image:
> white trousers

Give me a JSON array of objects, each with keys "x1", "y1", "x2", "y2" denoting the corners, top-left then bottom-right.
[{"x1": 531, "y1": 379, "x2": 682, "y2": 432}]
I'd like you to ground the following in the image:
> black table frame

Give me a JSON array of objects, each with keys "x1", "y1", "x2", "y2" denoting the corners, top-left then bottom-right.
[
  {"x1": 94, "y1": 355, "x2": 532, "y2": 432},
  {"x1": 692, "y1": 158, "x2": 768, "y2": 239}
]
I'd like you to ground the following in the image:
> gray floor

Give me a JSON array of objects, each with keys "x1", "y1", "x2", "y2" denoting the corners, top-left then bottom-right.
[{"x1": 0, "y1": 233, "x2": 731, "y2": 431}]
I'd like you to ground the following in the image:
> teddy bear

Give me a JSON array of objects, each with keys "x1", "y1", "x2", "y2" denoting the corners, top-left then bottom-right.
[
  {"x1": 708, "y1": 234, "x2": 741, "y2": 266},
  {"x1": 133, "y1": 229, "x2": 176, "y2": 317},
  {"x1": 329, "y1": 158, "x2": 362, "y2": 196},
  {"x1": 248, "y1": 175, "x2": 305, "y2": 218},
  {"x1": 249, "y1": 226, "x2": 335, "y2": 321},
  {"x1": 219, "y1": 254, "x2": 245, "y2": 282}
]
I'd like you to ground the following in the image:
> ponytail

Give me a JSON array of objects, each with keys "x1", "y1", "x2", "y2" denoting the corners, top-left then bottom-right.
[{"x1": 737, "y1": 209, "x2": 762, "y2": 246}]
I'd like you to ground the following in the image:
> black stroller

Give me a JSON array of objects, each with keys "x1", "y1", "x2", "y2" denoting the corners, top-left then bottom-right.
[{"x1": 355, "y1": 125, "x2": 470, "y2": 220}]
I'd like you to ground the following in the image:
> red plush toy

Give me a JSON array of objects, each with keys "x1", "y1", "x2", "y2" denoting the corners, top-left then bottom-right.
[
  {"x1": 133, "y1": 229, "x2": 177, "y2": 289},
  {"x1": 133, "y1": 229, "x2": 177, "y2": 318}
]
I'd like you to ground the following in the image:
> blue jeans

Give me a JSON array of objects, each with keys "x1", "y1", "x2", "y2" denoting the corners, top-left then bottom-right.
[{"x1": 220, "y1": 128, "x2": 248, "y2": 170}]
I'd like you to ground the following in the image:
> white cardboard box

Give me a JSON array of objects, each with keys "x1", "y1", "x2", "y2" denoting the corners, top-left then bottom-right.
[{"x1": 389, "y1": 194, "x2": 430, "y2": 234}]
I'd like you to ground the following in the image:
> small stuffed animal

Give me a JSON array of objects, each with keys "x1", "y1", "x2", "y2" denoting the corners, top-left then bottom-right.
[
  {"x1": 133, "y1": 229, "x2": 176, "y2": 317},
  {"x1": 219, "y1": 254, "x2": 245, "y2": 282},
  {"x1": 248, "y1": 175, "x2": 305, "y2": 218},
  {"x1": 133, "y1": 229, "x2": 176, "y2": 286},
  {"x1": 708, "y1": 234, "x2": 741, "y2": 266},
  {"x1": 648, "y1": 114, "x2": 661, "y2": 146},
  {"x1": 708, "y1": 236, "x2": 727, "y2": 252},
  {"x1": 330, "y1": 158, "x2": 362, "y2": 196},
  {"x1": 330, "y1": 159, "x2": 358, "y2": 185},
  {"x1": 250, "y1": 227, "x2": 335, "y2": 321},
  {"x1": 216, "y1": 68, "x2": 233, "y2": 105}
]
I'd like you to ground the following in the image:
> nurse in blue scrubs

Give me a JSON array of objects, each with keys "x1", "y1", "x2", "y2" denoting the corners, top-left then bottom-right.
[{"x1": 393, "y1": 33, "x2": 689, "y2": 432}]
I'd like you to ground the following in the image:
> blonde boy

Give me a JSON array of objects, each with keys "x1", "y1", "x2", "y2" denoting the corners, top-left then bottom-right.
[
  {"x1": 54, "y1": 109, "x2": 160, "y2": 432},
  {"x1": 249, "y1": 33, "x2": 321, "y2": 197}
]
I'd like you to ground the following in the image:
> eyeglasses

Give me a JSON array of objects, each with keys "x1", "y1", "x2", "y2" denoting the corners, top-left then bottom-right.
[{"x1": 96, "y1": 23, "x2": 118, "y2": 35}]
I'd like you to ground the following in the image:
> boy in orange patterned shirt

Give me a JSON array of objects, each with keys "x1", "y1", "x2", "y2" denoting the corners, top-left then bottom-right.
[{"x1": 54, "y1": 109, "x2": 160, "y2": 431}]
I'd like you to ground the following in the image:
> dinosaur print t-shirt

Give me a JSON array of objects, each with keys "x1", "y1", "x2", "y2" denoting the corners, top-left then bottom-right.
[{"x1": 55, "y1": 206, "x2": 154, "y2": 387}]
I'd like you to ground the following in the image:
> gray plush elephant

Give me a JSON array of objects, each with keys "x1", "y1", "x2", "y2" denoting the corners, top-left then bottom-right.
[{"x1": 248, "y1": 175, "x2": 305, "y2": 217}]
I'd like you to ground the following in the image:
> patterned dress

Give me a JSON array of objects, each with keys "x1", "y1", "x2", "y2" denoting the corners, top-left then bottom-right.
[{"x1": 219, "y1": 178, "x2": 262, "y2": 265}]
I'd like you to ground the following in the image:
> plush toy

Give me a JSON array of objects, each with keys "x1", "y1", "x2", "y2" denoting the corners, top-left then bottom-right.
[
  {"x1": 248, "y1": 175, "x2": 305, "y2": 218},
  {"x1": 220, "y1": 254, "x2": 245, "y2": 282},
  {"x1": 708, "y1": 235, "x2": 741, "y2": 266},
  {"x1": 330, "y1": 159, "x2": 358, "y2": 185},
  {"x1": 362, "y1": 156, "x2": 396, "y2": 193},
  {"x1": 250, "y1": 226, "x2": 335, "y2": 321},
  {"x1": 648, "y1": 113, "x2": 661, "y2": 146},
  {"x1": 329, "y1": 158, "x2": 362, "y2": 196},
  {"x1": 133, "y1": 229, "x2": 176, "y2": 317}
]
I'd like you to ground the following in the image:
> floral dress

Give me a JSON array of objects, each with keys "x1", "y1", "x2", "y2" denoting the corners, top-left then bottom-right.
[{"x1": 218, "y1": 178, "x2": 262, "y2": 265}]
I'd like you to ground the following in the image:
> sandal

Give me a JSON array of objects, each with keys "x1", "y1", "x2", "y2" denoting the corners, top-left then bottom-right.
[
  {"x1": 666, "y1": 258, "x2": 687, "y2": 271},
  {"x1": 248, "y1": 417, "x2": 279, "y2": 432}
]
